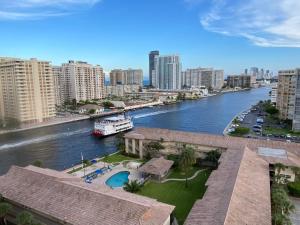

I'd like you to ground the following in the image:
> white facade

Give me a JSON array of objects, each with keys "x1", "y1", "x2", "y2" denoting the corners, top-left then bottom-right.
[
  {"x1": 152, "y1": 55, "x2": 182, "y2": 90},
  {"x1": 183, "y1": 68, "x2": 224, "y2": 90},
  {"x1": 271, "y1": 83, "x2": 277, "y2": 104},
  {"x1": 105, "y1": 85, "x2": 140, "y2": 97}
]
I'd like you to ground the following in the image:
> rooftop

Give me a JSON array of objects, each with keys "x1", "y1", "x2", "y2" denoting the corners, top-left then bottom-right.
[
  {"x1": 138, "y1": 157, "x2": 174, "y2": 177},
  {"x1": 0, "y1": 165, "x2": 174, "y2": 225},
  {"x1": 125, "y1": 127, "x2": 300, "y2": 225}
]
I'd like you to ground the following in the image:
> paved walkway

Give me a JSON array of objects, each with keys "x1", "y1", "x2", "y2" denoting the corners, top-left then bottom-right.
[
  {"x1": 290, "y1": 197, "x2": 300, "y2": 225},
  {"x1": 162, "y1": 169, "x2": 205, "y2": 183}
]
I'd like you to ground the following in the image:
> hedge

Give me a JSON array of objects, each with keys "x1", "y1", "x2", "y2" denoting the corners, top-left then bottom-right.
[{"x1": 287, "y1": 182, "x2": 300, "y2": 197}]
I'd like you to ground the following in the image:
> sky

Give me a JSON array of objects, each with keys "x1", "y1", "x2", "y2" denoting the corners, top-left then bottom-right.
[{"x1": 0, "y1": 0, "x2": 300, "y2": 77}]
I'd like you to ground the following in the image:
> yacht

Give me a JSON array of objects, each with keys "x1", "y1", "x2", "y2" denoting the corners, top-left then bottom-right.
[{"x1": 92, "y1": 115, "x2": 134, "y2": 137}]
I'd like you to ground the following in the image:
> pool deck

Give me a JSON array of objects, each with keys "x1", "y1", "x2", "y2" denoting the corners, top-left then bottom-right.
[
  {"x1": 69, "y1": 161, "x2": 141, "y2": 189},
  {"x1": 91, "y1": 164, "x2": 140, "y2": 187}
]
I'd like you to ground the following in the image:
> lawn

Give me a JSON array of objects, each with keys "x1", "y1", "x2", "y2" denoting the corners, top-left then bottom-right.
[
  {"x1": 137, "y1": 169, "x2": 211, "y2": 225},
  {"x1": 101, "y1": 152, "x2": 138, "y2": 163},
  {"x1": 167, "y1": 167, "x2": 201, "y2": 179}
]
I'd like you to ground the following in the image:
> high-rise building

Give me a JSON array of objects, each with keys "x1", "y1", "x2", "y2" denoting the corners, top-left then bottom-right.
[
  {"x1": 271, "y1": 83, "x2": 277, "y2": 104},
  {"x1": 151, "y1": 55, "x2": 182, "y2": 90},
  {"x1": 227, "y1": 75, "x2": 251, "y2": 88},
  {"x1": 110, "y1": 69, "x2": 143, "y2": 86},
  {"x1": 0, "y1": 57, "x2": 55, "y2": 124},
  {"x1": 61, "y1": 61, "x2": 105, "y2": 102},
  {"x1": 276, "y1": 69, "x2": 300, "y2": 131},
  {"x1": 149, "y1": 51, "x2": 159, "y2": 87},
  {"x1": 182, "y1": 68, "x2": 202, "y2": 88},
  {"x1": 182, "y1": 68, "x2": 224, "y2": 90},
  {"x1": 212, "y1": 70, "x2": 224, "y2": 90},
  {"x1": 52, "y1": 66, "x2": 64, "y2": 106}
]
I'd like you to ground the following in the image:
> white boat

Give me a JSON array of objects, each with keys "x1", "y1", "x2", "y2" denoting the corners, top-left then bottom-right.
[{"x1": 92, "y1": 115, "x2": 134, "y2": 137}]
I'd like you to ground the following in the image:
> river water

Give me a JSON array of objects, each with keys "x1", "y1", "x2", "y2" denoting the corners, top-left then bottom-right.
[{"x1": 0, "y1": 88, "x2": 270, "y2": 175}]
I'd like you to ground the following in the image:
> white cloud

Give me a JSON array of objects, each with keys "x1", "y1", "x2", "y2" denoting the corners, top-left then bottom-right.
[
  {"x1": 198, "y1": 0, "x2": 300, "y2": 47},
  {"x1": 0, "y1": 0, "x2": 101, "y2": 20}
]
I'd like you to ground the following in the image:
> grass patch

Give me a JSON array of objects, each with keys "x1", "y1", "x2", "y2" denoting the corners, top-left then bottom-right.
[
  {"x1": 137, "y1": 170, "x2": 211, "y2": 225},
  {"x1": 263, "y1": 127, "x2": 291, "y2": 135},
  {"x1": 101, "y1": 152, "x2": 139, "y2": 163},
  {"x1": 167, "y1": 167, "x2": 200, "y2": 179}
]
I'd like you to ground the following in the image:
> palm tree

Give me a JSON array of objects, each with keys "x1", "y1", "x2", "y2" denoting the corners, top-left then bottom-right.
[
  {"x1": 123, "y1": 180, "x2": 141, "y2": 193},
  {"x1": 205, "y1": 149, "x2": 221, "y2": 163},
  {"x1": 274, "y1": 163, "x2": 286, "y2": 184},
  {"x1": 16, "y1": 211, "x2": 34, "y2": 225},
  {"x1": 0, "y1": 202, "x2": 12, "y2": 225},
  {"x1": 179, "y1": 146, "x2": 196, "y2": 188},
  {"x1": 144, "y1": 141, "x2": 165, "y2": 159},
  {"x1": 271, "y1": 186, "x2": 295, "y2": 225}
]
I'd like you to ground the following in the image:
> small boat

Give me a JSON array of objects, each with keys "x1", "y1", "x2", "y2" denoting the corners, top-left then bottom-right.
[{"x1": 92, "y1": 115, "x2": 134, "y2": 137}]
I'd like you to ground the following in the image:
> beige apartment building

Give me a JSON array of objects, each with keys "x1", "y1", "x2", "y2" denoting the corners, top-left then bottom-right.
[
  {"x1": 56, "y1": 61, "x2": 105, "y2": 103},
  {"x1": 52, "y1": 66, "x2": 64, "y2": 106},
  {"x1": 0, "y1": 57, "x2": 55, "y2": 124},
  {"x1": 182, "y1": 68, "x2": 224, "y2": 90},
  {"x1": 276, "y1": 69, "x2": 300, "y2": 131},
  {"x1": 110, "y1": 69, "x2": 143, "y2": 86}
]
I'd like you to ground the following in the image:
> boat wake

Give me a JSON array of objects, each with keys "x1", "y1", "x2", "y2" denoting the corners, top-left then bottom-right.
[
  {"x1": 132, "y1": 106, "x2": 193, "y2": 119},
  {"x1": 133, "y1": 110, "x2": 174, "y2": 119},
  {"x1": 0, "y1": 128, "x2": 92, "y2": 151}
]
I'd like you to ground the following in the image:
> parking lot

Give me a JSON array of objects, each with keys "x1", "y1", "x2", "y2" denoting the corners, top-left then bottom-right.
[{"x1": 230, "y1": 102, "x2": 300, "y2": 143}]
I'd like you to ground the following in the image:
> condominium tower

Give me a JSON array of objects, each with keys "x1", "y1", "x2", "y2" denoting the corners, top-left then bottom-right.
[
  {"x1": 149, "y1": 50, "x2": 159, "y2": 87},
  {"x1": 276, "y1": 69, "x2": 300, "y2": 131},
  {"x1": 0, "y1": 57, "x2": 55, "y2": 124},
  {"x1": 227, "y1": 75, "x2": 251, "y2": 88},
  {"x1": 52, "y1": 66, "x2": 64, "y2": 106},
  {"x1": 150, "y1": 54, "x2": 182, "y2": 90},
  {"x1": 110, "y1": 69, "x2": 143, "y2": 86},
  {"x1": 55, "y1": 61, "x2": 105, "y2": 103},
  {"x1": 182, "y1": 68, "x2": 224, "y2": 90}
]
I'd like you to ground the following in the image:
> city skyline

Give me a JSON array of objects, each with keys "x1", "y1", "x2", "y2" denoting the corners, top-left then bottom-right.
[{"x1": 0, "y1": 0, "x2": 300, "y2": 77}]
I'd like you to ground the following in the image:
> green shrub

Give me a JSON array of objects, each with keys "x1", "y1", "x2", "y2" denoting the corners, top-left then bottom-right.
[
  {"x1": 287, "y1": 182, "x2": 300, "y2": 197},
  {"x1": 230, "y1": 127, "x2": 250, "y2": 136}
]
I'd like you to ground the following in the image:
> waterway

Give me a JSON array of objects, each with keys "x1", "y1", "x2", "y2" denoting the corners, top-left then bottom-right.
[{"x1": 0, "y1": 87, "x2": 270, "y2": 175}]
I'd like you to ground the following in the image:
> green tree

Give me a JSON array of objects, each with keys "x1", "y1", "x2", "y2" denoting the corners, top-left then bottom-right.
[
  {"x1": 205, "y1": 149, "x2": 221, "y2": 163},
  {"x1": 82, "y1": 159, "x2": 91, "y2": 167},
  {"x1": 32, "y1": 160, "x2": 43, "y2": 168},
  {"x1": 274, "y1": 163, "x2": 286, "y2": 184},
  {"x1": 265, "y1": 105, "x2": 279, "y2": 115},
  {"x1": 116, "y1": 132, "x2": 125, "y2": 152},
  {"x1": 179, "y1": 146, "x2": 196, "y2": 188},
  {"x1": 102, "y1": 101, "x2": 114, "y2": 109},
  {"x1": 88, "y1": 109, "x2": 96, "y2": 114},
  {"x1": 291, "y1": 166, "x2": 300, "y2": 181},
  {"x1": 271, "y1": 186, "x2": 295, "y2": 225},
  {"x1": 123, "y1": 180, "x2": 141, "y2": 193},
  {"x1": 17, "y1": 211, "x2": 34, "y2": 225},
  {"x1": 144, "y1": 141, "x2": 165, "y2": 159},
  {"x1": 72, "y1": 99, "x2": 77, "y2": 107},
  {"x1": 0, "y1": 202, "x2": 12, "y2": 225}
]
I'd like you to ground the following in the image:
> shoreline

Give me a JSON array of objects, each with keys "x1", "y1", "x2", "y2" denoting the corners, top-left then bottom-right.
[
  {"x1": 0, "y1": 88, "x2": 253, "y2": 136},
  {"x1": 223, "y1": 106, "x2": 253, "y2": 136}
]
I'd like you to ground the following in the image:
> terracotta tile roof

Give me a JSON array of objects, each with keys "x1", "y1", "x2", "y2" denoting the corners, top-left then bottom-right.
[
  {"x1": 138, "y1": 157, "x2": 174, "y2": 176},
  {"x1": 224, "y1": 147, "x2": 271, "y2": 225},
  {"x1": 0, "y1": 166, "x2": 174, "y2": 225},
  {"x1": 184, "y1": 147, "x2": 271, "y2": 225},
  {"x1": 125, "y1": 127, "x2": 300, "y2": 225},
  {"x1": 125, "y1": 127, "x2": 300, "y2": 158}
]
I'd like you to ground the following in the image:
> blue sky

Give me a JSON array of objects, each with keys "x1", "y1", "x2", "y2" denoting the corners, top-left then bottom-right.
[{"x1": 1, "y1": 0, "x2": 300, "y2": 77}]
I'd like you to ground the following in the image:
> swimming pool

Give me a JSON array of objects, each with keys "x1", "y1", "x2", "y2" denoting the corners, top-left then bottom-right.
[{"x1": 105, "y1": 171, "x2": 130, "y2": 188}]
